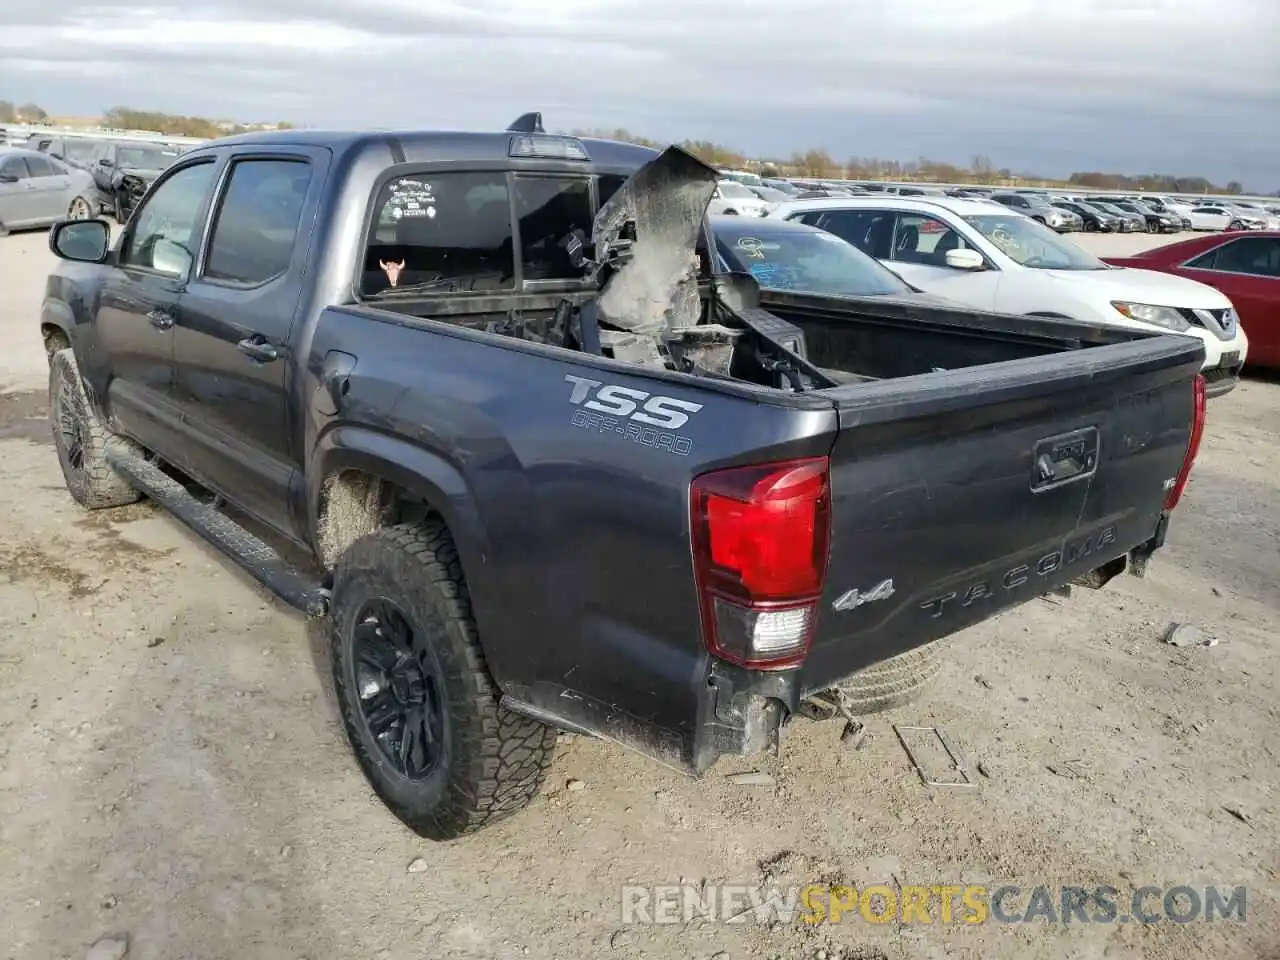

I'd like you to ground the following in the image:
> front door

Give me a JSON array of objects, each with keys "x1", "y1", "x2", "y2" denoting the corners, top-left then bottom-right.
[
  {"x1": 881, "y1": 211, "x2": 1001, "y2": 310},
  {"x1": 94, "y1": 158, "x2": 221, "y2": 455},
  {"x1": 171, "y1": 150, "x2": 325, "y2": 541}
]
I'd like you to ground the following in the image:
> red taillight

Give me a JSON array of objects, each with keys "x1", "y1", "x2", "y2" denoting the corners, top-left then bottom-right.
[
  {"x1": 690, "y1": 457, "x2": 831, "y2": 669},
  {"x1": 1164, "y1": 373, "x2": 1207, "y2": 511}
]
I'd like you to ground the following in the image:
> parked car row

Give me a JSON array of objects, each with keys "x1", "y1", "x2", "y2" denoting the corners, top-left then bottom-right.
[
  {"x1": 722, "y1": 192, "x2": 1265, "y2": 382},
  {"x1": 0, "y1": 146, "x2": 99, "y2": 235},
  {"x1": 720, "y1": 168, "x2": 1280, "y2": 235},
  {"x1": 20, "y1": 131, "x2": 191, "y2": 223}
]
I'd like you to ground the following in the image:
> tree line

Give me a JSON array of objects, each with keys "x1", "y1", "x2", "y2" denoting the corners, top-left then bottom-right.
[
  {"x1": 0, "y1": 102, "x2": 293, "y2": 139},
  {"x1": 573, "y1": 128, "x2": 1251, "y2": 195},
  {"x1": 0, "y1": 103, "x2": 1255, "y2": 194}
]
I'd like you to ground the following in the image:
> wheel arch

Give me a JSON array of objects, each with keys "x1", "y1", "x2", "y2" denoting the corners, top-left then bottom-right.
[
  {"x1": 40, "y1": 300, "x2": 75, "y2": 364},
  {"x1": 309, "y1": 426, "x2": 491, "y2": 572}
]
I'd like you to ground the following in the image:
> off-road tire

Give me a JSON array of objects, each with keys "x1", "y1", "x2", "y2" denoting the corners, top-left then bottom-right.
[
  {"x1": 835, "y1": 640, "x2": 944, "y2": 714},
  {"x1": 330, "y1": 522, "x2": 556, "y2": 840},
  {"x1": 49, "y1": 348, "x2": 142, "y2": 510}
]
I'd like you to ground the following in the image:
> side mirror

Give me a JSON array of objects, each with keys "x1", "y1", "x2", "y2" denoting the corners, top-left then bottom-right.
[
  {"x1": 0, "y1": 173, "x2": 16, "y2": 184},
  {"x1": 49, "y1": 219, "x2": 110, "y2": 263},
  {"x1": 98, "y1": 158, "x2": 114, "y2": 168},
  {"x1": 945, "y1": 248, "x2": 985, "y2": 271}
]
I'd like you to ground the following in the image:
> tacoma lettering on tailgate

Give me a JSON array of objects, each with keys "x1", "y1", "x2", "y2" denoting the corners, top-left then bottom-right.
[{"x1": 919, "y1": 524, "x2": 1118, "y2": 618}]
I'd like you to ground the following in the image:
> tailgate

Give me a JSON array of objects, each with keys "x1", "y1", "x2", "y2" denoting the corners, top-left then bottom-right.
[{"x1": 800, "y1": 333, "x2": 1203, "y2": 693}]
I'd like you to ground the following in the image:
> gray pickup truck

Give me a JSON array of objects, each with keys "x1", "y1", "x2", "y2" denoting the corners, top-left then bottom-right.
[{"x1": 39, "y1": 113, "x2": 1207, "y2": 840}]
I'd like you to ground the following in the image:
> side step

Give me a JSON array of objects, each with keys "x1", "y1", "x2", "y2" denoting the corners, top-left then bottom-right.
[{"x1": 107, "y1": 447, "x2": 330, "y2": 617}]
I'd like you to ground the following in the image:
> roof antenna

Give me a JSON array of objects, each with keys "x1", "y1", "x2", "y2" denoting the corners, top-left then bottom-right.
[{"x1": 507, "y1": 112, "x2": 545, "y2": 134}]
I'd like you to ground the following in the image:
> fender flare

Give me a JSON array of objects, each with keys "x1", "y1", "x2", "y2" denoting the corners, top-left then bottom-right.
[
  {"x1": 308, "y1": 425, "x2": 511, "y2": 674},
  {"x1": 309, "y1": 425, "x2": 491, "y2": 565},
  {"x1": 40, "y1": 297, "x2": 76, "y2": 348}
]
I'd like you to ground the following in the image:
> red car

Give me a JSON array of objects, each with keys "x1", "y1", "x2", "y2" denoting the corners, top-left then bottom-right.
[{"x1": 1104, "y1": 232, "x2": 1280, "y2": 369}]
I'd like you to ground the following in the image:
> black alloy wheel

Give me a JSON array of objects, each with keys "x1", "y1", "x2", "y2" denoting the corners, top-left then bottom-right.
[{"x1": 351, "y1": 597, "x2": 446, "y2": 780}]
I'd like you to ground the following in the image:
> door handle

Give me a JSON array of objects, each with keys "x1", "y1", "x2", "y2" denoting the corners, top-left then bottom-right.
[
  {"x1": 237, "y1": 336, "x2": 280, "y2": 363},
  {"x1": 146, "y1": 308, "x2": 175, "y2": 330}
]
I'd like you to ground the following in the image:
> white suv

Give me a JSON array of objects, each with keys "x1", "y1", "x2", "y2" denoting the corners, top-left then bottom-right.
[{"x1": 765, "y1": 195, "x2": 1248, "y2": 396}]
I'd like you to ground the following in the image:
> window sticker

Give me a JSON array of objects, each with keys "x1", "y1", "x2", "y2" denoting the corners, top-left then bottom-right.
[
  {"x1": 736, "y1": 236, "x2": 767, "y2": 260},
  {"x1": 387, "y1": 178, "x2": 437, "y2": 220}
]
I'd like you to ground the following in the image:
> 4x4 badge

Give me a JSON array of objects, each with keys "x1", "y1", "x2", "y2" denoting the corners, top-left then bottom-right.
[{"x1": 832, "y1": 579, "x2": 896, "y2": 612}]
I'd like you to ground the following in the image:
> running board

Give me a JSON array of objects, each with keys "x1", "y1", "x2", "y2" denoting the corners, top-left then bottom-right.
[{"x1": 106, "y1": 447, "x2": 330, "y2": 617}]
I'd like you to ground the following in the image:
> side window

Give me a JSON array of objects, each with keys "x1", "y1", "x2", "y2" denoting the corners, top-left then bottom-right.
[
  {"x1": 64, "y1": 141, "x2": 97, "y2": 164},
  {"x1": 120, "y1": 161, "x2": 218, "y2": 277},
  {"x1": 890, "y1": 214, "x2": 965, "y2": 265},
  {"x1": 0, "y1": 156, "x2": 30, "y2": 181},
  {"x1": 598, "y1": 174, "x2": 626, "y2": 208},
  {"x1": 1192, "y1": 238, "x2": 1280, "y2": 277},
  {"x1": 25, "y1": 154, "x2": 56, "y2": 177},
  {"x1": 513, "y1": 176, "x2": 593, "y2": 282},
  {"x1": 1186, "y1": 246, "x2": 1221, "y2": 270},
  {"x1": 362, "y1": 171, "x2": 515, "y2": 296},
  {"x1": 809, "y1": 211, "x2": 883, "y2": 253},
  {"x1": 203, "y1": 158, "x2": 312, "y2": 285}
]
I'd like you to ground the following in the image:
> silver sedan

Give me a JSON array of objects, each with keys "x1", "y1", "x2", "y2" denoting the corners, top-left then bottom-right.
[{"x1": 0, "y1": 146, "x2": 99, "y2": 236}]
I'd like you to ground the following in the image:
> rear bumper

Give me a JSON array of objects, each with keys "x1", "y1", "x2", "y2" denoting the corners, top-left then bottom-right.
[
  {"x1": 1203, "y1": 366, "x2": 1240, "y2": 398},
  {"x1": 684, "y1": 514, "x2": 1177, "y2": 773}
]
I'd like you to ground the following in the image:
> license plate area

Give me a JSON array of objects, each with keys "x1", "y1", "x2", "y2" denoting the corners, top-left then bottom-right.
[
  {"x1": 1031, "y1": 427, "x2": 1099, "y2": 493},
  {"x1": 1219, "y1": 350, "x2": 1240, "y2": 368}
]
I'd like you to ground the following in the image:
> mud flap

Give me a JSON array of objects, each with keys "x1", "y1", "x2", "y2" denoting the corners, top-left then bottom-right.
[{"x1": 592, "y1": 145, "x2": 719, "y2": 337}]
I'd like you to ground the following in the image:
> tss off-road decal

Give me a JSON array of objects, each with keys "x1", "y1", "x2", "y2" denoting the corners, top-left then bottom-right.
[{"x1": 564, "y1": 374, "x2": 702, "y2": 455}]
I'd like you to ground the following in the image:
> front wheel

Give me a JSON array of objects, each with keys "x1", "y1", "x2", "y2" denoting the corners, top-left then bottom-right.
[
  {"x1": 1227, "y1": 220, "x2": 1243, "y2": 231},
  {"x1": 330, "y1": 522, "x2": 557, "y2": 840},
  {"x1": 49, "y1": 349, "x2": 142, "y2": 510}
]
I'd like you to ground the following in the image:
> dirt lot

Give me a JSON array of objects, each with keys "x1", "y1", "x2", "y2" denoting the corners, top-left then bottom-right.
[{"x1": 1, "y1": 228, "x2": 1276, "y2": 960}]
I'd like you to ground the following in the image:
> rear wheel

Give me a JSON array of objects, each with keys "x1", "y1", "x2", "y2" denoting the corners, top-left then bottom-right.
[
  {"x1": 48, "y1": 349, "x2": 142, "y2": 510},
  {"x1": 330, "y1": 522, "x2": 557, "y2": 840},
  {"x1": 66, "y1": 196, "x2": 93, "y2": 220}
]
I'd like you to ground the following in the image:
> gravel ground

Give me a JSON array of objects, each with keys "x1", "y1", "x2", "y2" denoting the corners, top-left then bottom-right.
[{"x1": 1, "y1": 227, "x2": 1276, "y2": 960}]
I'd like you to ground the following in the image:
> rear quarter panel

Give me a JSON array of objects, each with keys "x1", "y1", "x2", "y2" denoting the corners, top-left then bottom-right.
[{"x1": 305, "y1": 306, "x2": 837, "y2": 744}]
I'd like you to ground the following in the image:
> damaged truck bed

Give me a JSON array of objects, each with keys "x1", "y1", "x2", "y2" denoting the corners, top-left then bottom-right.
[{"x1": 41, "y1": 114, "x2": 1209, "y2": 838}]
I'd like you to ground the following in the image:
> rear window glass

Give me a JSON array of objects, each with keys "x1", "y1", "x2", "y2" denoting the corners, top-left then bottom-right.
[
  {"x1": 364, "y1": 172, "x2": 516, "y2": 296},
  {"x1": 514, "y1": 177, "x2": 593, "y2": 282}
]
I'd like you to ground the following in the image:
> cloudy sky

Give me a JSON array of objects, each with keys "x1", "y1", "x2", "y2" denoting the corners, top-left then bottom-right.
[{"x1": 3, "y1": 0, "x2": 1277, "y2": 189}]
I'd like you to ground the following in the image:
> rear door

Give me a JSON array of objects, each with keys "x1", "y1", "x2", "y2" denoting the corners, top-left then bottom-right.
[
  {"x1": 21, "y1": 152, "x2": 71, "y2": 224},
  {"x1": 171, "y1": 147, "x2": 328, "y2": 539},
  {"x1": 800, "y1": 333, "x2": 1203, "y2": 692}
]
